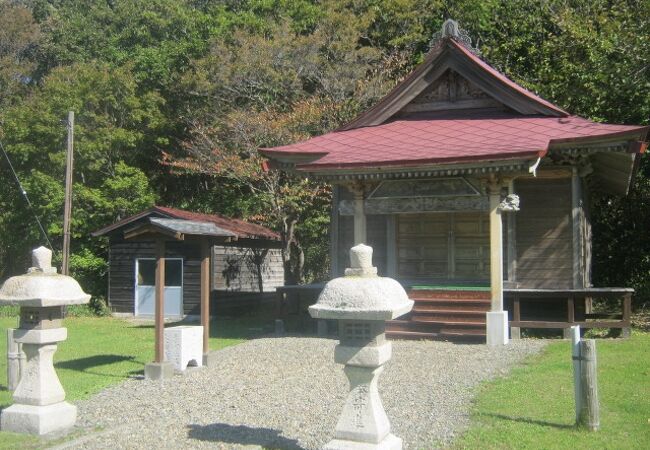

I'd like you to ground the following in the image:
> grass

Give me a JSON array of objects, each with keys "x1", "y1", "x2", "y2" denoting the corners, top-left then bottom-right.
[
  {"x1": 1, "y1": 308, "x2": 648, "y2": 449},
  {"x1": 450, "y1": 331, "x2": 650, "y2": 449},
  {"x1": 0, "y1": 309, "x2": 274, "y2": 449}
]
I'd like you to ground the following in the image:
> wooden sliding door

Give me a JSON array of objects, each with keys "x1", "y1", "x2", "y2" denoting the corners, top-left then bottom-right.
[{"x1": 397, "y1": 212, "x2": 489, "y2": 283}]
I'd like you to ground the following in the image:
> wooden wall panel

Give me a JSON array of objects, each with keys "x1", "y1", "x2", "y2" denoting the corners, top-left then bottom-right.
[
  {"x1": 107, "y1": 237, "x2": 283, "y2": 315},
  {"x1": 515, "y1": 178, "x2": 573, "y2": 288},
  {"x1": 212, "y1": 246, "x2": 284, "y2": 292}
]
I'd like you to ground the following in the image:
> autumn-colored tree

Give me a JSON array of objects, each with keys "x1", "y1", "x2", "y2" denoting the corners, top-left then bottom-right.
[{"x1": 167, "y1": 6, "x2": 399, "y2": 283}]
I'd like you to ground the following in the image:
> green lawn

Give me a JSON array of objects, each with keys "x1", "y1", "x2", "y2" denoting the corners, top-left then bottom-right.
[
  {"x1": 450, "y1": 331, "x2": 650, "y2": 449},
  {"x1": 1, "y1": 314, "x2": 648, "y2": 449},
  {"x1": 0, "y1": 311, "x2": 272, "y2": 448}
]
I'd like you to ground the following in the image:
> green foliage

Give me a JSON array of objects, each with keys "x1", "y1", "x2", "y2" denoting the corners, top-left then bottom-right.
[
  {"x1": 0, "y1": 2, "x2": 40, "y2": 111},
  {"x1": 0, "y1": 62, "x2": 160, "y2": 293},
  {"x1": 1, "y1": 0, "x2": 649, "y2": 295}
]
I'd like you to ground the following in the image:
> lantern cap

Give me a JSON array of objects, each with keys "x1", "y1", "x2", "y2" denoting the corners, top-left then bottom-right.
[
  {"x1": 0, "y1": 247, "x2": 91, "y2": 307},
  {"x1": 309, "y1": 244, "x2": 413, "y2": 321}
]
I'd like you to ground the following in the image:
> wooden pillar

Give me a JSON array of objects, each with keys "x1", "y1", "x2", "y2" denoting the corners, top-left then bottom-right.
[
  {"x1": 572, "y1": 167, "x2": 584, "y2": 288},
  {"x1": 488, "y1": 184, "x2": 504, "y2": 312},
  {"x1": 330, "y1": 185, "x2": 340, "y2": 278},
  {"x1": 200, "y1": 238, "x2": 210, "y2": 360},
  {"x1": 353, "y1": 188, "x2": 366, "y2": 245},
  {"x1": 564, "y1": 296, "x2": 576, "y2": 339},
  {"x1": 386, "y1": 215, "x2": 397, "y2": 277},
  {"x1": 511, "y1": 295, "x2": 521, "y2": 340},
  {"x1": 154, "y1": 239, "x2": 165, "y2": 363},
  {"x1": 506, "y1": 180, "x2": 517, "y2": 283},
  {"x1": 622, "y1": 293, "x2": 632, "y2": 338},
  {"x1": 486, "y1": 178, "x2": 511, "y2": 346}
]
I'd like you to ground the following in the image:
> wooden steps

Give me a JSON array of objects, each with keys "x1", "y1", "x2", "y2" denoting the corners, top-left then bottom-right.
[{"x1": 387, "y1": 289, "x2": 490, "y2": 341}]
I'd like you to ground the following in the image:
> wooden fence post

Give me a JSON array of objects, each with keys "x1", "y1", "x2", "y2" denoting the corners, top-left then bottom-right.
[
  {"x1": 571, "y1": 325, "x2": 581, "y2": 424},
  {"x1": 578, "y1": 339, "x2": 600, "y2": 431}
]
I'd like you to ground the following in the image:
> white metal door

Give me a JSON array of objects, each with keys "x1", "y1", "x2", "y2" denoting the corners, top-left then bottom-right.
[{"x1": 135, "y1": 258, "x2": 183, "y2": 317}]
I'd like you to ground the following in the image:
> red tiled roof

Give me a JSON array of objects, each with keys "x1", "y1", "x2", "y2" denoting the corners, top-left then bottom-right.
[
  {"x1": 261, "y1": 111, "x2": 647, "y2": 171},
  {"x1": 92, "y1": 206, "x2": 280, "y2": 240}
]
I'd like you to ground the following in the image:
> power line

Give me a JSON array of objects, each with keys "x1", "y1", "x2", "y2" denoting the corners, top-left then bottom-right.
[{"x1": 0, "y1": 138, "x2": 54, "y2": 251}]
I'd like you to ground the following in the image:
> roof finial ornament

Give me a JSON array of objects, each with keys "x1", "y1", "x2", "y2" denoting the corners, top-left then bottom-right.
[{"x1": 429, "y1": 19, "x2": 480, "y2": 55}]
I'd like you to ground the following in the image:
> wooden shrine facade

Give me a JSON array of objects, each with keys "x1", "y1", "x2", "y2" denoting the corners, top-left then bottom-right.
[{"x1": 261, "y1": 20, "x2": 647, "y2": 341}]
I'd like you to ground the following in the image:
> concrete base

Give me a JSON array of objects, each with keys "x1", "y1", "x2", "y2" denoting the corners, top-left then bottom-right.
[
  {"x1": 202, "y1": 352, "x2": 219, "y2": 368},
  {"x1": 164, "y1": 326, "x2": 203, "y2": 372},
  {"x1": 486, "y1": 311, "x2": 509, "y2": 346},
  {"x1": 1, "y1": 401, "x2": 76, "y2": 436},
  {"x1": 144, "y1": 361, "x2": 174, "y2": 380},
  {"x1": 324, "y1": 433, "x2": 402, "y2": 450}
]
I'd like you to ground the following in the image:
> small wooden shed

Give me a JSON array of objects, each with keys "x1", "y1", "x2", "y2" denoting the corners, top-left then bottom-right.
[
  {"x1": 92, "y1": 206, "x2": 283, "y2": 318},
  {"x1": 261, "y1": 20, "x2": 647, "y2": 342}
]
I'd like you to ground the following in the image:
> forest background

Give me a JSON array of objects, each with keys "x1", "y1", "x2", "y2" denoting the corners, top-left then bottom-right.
[{"x1": 0, "y1": 0, "x2": 648, "y2": 309}]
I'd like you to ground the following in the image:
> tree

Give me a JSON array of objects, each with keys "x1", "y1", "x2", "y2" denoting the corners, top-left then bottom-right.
[
  {"x1": 0, "y1": 2, "x2": 40, "y2": 111},
  {"x1": 0, "y1": 62, "x2": 162, "y2": 294},
  {"x1": 168, "y1": 3, "x2": 401, "y2": 283}
]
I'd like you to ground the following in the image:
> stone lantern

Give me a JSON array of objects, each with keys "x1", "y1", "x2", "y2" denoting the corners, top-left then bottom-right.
[
  {"x1": 309, "y1": 244, "x2": 413, "y2": 450},
  {"x1": 0, "y1": 247, "x2": 90, "y2": 435}
]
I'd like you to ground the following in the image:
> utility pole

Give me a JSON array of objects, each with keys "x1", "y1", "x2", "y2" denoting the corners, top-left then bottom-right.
[{"x1": 62, "y1": 111, "x2": 74, "y2": 276}]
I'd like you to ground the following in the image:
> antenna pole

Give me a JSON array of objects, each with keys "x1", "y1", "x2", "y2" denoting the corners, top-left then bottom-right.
[{"x1": 62, "y1": 111, "x2": 74, "y2": 275}]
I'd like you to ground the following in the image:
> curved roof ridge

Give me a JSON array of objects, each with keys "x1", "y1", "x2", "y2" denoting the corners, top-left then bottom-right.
[{"x1": 338, "y1": 36, "x2": 567, "y2": 132}]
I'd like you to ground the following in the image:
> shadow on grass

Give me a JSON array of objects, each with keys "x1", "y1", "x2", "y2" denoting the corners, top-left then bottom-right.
[
  {"x1": 484, "y1": 412, "x2": 575, "y2": 429},
  {"x1": 187, "y1": 423, "x2": 303, "y2": 449},
  {"x1": 131, "y1": 318, "x2": 273, "y2": 340},
  {"x1": 55, "y1": 354, "x2": 140, "y2": 378}
]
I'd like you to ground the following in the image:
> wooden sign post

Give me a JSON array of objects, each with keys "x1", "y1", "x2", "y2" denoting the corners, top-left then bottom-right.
[
  {"x1": 573, "y1": 329, "x2": 600, "y2": 431},
  {"x1": 571, "y1": 325, "x2": 582, "y2": 423},
  {"x1": 578, "y1": 339, "x2": 600, "y2": 431}
]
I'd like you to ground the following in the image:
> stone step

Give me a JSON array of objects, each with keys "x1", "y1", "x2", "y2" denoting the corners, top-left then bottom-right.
[
  {"x1": 409, "y1": 298, "x2": 491, "y2": 312},
  {"x1": 386, "y1": 320, "x2": 440, "y2": 334},
  {"x1": 385, "y1": 330, "x2": 441, "y2": 340},
  {"x1": 411, "y1": 318, "x2": 485, "y2": 328},
  {"x1": 407, "y1": 289, "x2": 491, "y2": 300},
  {"x1": 386, "y1": 329, "x2": 485, "y2": 341},
  {"x1": 411, "y1": 308, "x2": 488, "y2": 321}
]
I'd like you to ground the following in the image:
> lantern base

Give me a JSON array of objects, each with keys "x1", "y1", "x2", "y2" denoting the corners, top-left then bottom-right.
[
  {"x1": 1, "y1": 401, "x2": 76, "y2": 436},
  {"x1": 324, "y1": 433, "x2": 402, "y2": 450}
]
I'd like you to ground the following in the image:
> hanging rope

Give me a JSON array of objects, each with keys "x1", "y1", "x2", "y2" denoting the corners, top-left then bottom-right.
[{"x1": 0, "y1": 138, "x2": 54, "y2": 250}]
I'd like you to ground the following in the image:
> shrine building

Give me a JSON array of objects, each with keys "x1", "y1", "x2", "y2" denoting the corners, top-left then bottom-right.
[{"x1": 260, "y1": 20, "x2": 647, "y2": 343}]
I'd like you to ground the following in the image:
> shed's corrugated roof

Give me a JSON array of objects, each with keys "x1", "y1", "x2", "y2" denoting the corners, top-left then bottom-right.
[
  {"x1": 148, "y1": 218, "x2": 237, "y2": 238},
  {"x1": 92, "y1": 206, "x2": 280, "y2": 241}
]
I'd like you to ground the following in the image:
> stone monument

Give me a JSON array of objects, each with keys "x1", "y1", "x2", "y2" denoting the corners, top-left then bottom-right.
[
  {"x1": 309, "y1": 244, "x2": 413, "y2": 450},
  {"x1": 0, "y1": 247, "x2": 90, "y2": 435}
]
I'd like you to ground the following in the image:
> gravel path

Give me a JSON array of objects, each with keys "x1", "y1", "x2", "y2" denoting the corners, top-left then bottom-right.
[{"x1": 66, "y1": 337, "x2": 546, "y2": 449}]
